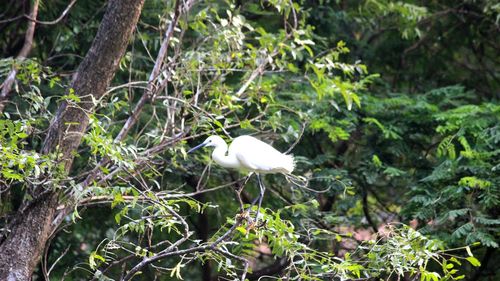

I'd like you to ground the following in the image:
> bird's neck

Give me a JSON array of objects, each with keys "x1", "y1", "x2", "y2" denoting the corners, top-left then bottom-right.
[{"x1": 212, "y1": 145, "x2": 239, "y2": 169}]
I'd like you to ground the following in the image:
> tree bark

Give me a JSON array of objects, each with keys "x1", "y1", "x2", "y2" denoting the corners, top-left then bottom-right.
[
  {"x1": 41, "y1": 0, "x2": 144, "y2": 168},
  {"x1": 0, "y1": 0, "x2": 144, "y2": 279}
]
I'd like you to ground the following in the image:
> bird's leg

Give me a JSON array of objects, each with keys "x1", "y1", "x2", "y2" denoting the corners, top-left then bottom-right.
[
  {"x1": 254, "y1": 174, "x2": 266, "y2": 224},
  {"x1": 242, "y1": 173, "x2": 265, "y2": 225}
]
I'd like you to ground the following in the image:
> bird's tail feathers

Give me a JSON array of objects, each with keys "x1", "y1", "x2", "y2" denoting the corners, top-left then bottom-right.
[{"x1": 282, "y1": 154, "x2": 295, "y2": 174}]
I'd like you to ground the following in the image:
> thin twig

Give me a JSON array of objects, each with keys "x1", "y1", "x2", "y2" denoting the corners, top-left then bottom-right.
[
  {"x1": 47, "y1": 246, "x2": 70, "y2": 277},
  {"x1": 0, "y1": 0, "x2": 39, "y2": 113},
  {"x1": 284, "y1": 121, "x2": 307, "y2": 154},
  {"x1": 81, "y1": 0, "x2": 196, "y2": 188},
  {"x1": 121, "y1": 215, "x2": 245, "y2": 281},
  {"x1": 213, "y1": 248, "x2": 250, "y2": 281},
  {"x1": 115, "y1": 0, "x2": 196, "y2": 142},
  {"x1": 77, "y1": 178, "x2": 244, "y2": 206},
  {"x1": 24, "y1": 0, "x2": 77, "y2": 25}
]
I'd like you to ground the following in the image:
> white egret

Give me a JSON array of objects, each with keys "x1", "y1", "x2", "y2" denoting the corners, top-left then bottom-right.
[{"x1": 188, "y1": 135, "x2": 295, "y2": 219}]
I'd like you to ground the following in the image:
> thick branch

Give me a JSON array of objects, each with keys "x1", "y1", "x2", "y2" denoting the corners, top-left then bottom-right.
[
  {"x1": 41, "y1": 0, "x2": 145, "y2": 171},
  {"x1": 82, "y1": 0, "x2": 196, "y2": 188},
  {"x1": 0, "y1": 1, "x2": 145, "y2": 279}
]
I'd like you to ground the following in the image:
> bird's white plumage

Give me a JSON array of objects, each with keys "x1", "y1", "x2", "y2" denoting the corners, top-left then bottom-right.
[
  {"x1": 189, "y1": 135, "x2": 295, "y2": 220},
  {"x1": 231, "y1": 136, "x2": 294, "y2": 174},
  {"x1": 192, "y1": 135, "x2": 294, "y2": 174}
]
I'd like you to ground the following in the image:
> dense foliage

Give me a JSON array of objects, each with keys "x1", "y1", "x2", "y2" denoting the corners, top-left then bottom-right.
[{"x1": 0, "y1": 0, "x2": 498, "y2": 280}]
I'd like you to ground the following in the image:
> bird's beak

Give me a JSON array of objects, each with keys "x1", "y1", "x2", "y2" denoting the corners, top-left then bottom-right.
[{"x1": 187, "y1": 142, "x2": 207, "y2": 153}]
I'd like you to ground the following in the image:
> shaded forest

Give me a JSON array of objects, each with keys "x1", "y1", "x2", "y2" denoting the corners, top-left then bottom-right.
[{"x1": 0, "y1": 0, "x2": 498, "y2": 280}]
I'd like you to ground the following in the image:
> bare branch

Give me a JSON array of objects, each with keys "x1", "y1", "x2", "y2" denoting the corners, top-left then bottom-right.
[
  {"x1": 284, "y1": 121, "x2": 307, "y2": 154},
  {"x1": 81, "y1": 0, "x2": 197, "y2": 188},
  {"x1": 0, "y1": 0, "x2": 39, "y2": 113},
  {"x1": 235, "y1": 61, "x2": 267, "y2": 97},
  {"x1": 115, "y1": 0, "x2": 196, "y2": 142},
  {"x1": 78, "y1": 178, "x2": 245, "y2": 207},
  {"x1": 24, "y1": 0, "x2": 77, "y2": 25},
  {"x1": 121, "y1": 215, "x2": 246, "y2": 281},
  {"x1": 213, "y1": 248, "x2": 250, "y2": 281},
  {"x1": 0, "y1": 15, "x2": 23, "y2": 24}
]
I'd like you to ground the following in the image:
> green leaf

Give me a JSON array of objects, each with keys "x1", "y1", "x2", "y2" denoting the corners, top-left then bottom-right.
[
  {"x1": 111, "y1": 193, "x2": 124, "y2": 209},
  {"x1": 465, "y1": 256, "x2": 481, "y2": 267},
  {"x1": 372, "y1": 155, "x2": 382, "y2": 168},
  {"x1": 89, "y1": 251, "x2": 106, "y2": 270},
  {"x1": 236, "y1": 226, "x2": 247, "y2": 235}
]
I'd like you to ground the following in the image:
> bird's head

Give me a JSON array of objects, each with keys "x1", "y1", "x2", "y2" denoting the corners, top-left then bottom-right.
[{"x1": 187, "y1": 135, "x2": 225, "y2": 153}]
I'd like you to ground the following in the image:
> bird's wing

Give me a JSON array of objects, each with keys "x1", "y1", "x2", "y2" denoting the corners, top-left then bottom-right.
[{"x1": 232, "y1": 136, "x2": 289, "y2": 173}]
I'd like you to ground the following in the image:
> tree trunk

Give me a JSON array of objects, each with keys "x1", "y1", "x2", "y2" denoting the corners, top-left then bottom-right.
[{"x1": 0, "y1": 0, "x2": 144, "y2": 279}]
